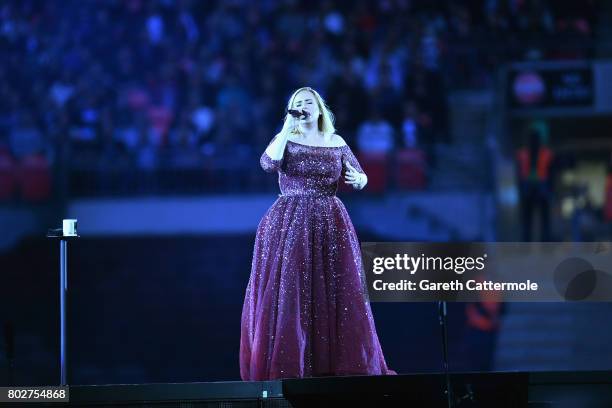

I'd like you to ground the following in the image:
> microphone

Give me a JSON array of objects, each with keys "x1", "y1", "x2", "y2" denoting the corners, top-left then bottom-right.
[{"x1": 287, "y1": 109, "x2": 310, "y2": 119}]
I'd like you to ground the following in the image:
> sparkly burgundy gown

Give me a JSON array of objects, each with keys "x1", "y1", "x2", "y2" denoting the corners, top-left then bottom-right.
[{"x1": 240, "y1": 137, "x2": 396, "y2": 381}]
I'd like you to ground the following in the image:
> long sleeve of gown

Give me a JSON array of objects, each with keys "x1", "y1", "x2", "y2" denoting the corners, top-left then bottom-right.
[
  {"x1": 341, "y1": 144, "x2": 367, "y2": 188},
  {"x1": 260, "y1": 134, "x2": 285, "y2": 173}
]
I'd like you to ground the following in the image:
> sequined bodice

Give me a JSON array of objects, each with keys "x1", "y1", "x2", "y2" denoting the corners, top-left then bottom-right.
[
  {"x1": 278, "y1": 141, "x2": 346, "y2": 196},
  {"x1": 260, "y1": 138, "x2": 365, "y2": 197}
]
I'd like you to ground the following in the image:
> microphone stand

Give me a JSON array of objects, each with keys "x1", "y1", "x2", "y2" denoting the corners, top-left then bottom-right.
[{"x1": 438, "y1": 300, "x2": 454, "y2": 408}]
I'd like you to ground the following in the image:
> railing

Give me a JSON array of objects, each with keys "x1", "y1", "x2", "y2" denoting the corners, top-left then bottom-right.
[
  {"x1": 0, "y1": 148, "x2": 498, "y2": 200},
  {"x1": 62, "y1": 145, "x2": 494, "y2": 198}
]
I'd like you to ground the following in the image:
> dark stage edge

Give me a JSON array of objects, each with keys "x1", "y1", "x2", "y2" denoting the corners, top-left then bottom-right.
[{"x1": 16, "y1": 370, "x2": 612, "y2": 407}]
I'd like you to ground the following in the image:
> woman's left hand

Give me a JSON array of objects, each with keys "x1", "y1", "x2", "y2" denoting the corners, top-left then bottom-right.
[{"x1": 344, "y1": 162, "x2": 367, "y2": 190}]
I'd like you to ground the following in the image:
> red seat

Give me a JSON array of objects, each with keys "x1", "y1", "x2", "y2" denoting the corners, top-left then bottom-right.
[
  {"x1": 18, "y1": 154, "x2": 52, "y2": 201},
  {"x1": 0, "y1": 150, "x2": 16, "y2": 200},
  {"x1": 356, "y1": 152, "x2": 388, "y2": 193},
  {"x1": 396, "y1": 148, "x2": 427, "y2": 190}
]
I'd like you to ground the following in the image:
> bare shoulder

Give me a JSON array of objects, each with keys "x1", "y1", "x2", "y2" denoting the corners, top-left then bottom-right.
[{"x1": 331, "y1": 134, "x2": 348, "y2": 147}]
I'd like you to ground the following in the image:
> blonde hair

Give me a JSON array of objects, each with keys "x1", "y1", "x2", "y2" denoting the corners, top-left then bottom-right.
[{"x1": 284, "y1": 86, "x2": 336, "y2": 137}]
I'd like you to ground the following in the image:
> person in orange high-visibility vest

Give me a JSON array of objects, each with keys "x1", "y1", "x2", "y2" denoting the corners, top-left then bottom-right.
[
  {"x1": 605, "y1": 154, "x2": 612, "y2": 235},
  {"x1": 459, "y1": 275, "x2": 505, "y2": 372},
  {"x1": 516, "y1": 128, "x2": 554, "y2": 241},
  {"x1": 605, "y1": 174, "x2": 612, "y2": 221}
]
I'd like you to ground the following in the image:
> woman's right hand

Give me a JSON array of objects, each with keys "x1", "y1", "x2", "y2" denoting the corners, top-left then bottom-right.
[
  {"x1": 280, "y1": 113, "x2": 298, "y2": 136},
  {"x1": 264, "y1": 115, "x2": 294, "y2": 161}
]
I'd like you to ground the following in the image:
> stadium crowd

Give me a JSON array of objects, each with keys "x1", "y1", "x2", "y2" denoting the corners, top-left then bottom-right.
[{"x1": 0, "y1": 0, "x2": 599, "y2": 196}]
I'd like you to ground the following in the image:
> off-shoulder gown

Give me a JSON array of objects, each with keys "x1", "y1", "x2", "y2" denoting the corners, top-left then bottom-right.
[{"x1": 240, "y1": 137, "x2": 396, "y2": 380}]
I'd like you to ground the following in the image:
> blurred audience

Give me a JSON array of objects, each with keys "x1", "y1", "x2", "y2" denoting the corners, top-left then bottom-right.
[
  {"x1": 0, "y1": 0, "x2": 599, "y2": 196},
  {"x1": 357, "y1": 107, "x2": 395, "y2": 153}
]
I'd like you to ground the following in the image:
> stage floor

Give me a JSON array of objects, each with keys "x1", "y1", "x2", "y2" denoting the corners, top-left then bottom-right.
[{"x1": 21, "y1": 370, "x2": 612, "y2": 407}]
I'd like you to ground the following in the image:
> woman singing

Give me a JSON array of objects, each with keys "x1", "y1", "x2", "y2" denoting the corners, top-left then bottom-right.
[{"x1": 240, "y1": 86, "x2": 396, "y2": 380}]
